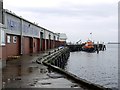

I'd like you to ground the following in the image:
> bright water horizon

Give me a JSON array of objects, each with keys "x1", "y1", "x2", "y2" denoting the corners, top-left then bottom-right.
[{"x1": 65, "y1": 44, "x2": 118, "y2": 89}]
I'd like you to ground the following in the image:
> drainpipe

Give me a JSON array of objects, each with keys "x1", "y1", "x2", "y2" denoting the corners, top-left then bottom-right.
[
  {"x1": 0, "y1": 0, "x2": 3, "y2": 24},
  {"x1": 20, "y1": 19, "x2": 23, "y2": 55},
  {"x1": 44, "y1": 30, "x2": 47, "y2": 51}
]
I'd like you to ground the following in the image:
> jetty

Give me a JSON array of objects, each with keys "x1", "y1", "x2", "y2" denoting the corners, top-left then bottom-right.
[{"x1": 67, "y1": 43, "x2": 106, "y2": 52}]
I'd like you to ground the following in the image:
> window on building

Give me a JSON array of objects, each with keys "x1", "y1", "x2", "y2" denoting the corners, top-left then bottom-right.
[
  {"x1": 13, "y1": 36, "x2": 17, "y2": 43},
  {"x1": 1, "y1": 30, "x2": 5, "y2": 45},
  {"x1": 7, "y1": 35, "x2": 11, "y2": 43}
]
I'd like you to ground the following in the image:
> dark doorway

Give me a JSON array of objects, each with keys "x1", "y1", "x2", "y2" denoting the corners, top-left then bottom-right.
[
  {"x1": 30, "y1": 37, "x2": 33, "y2": 53},
  {"x1": 49, "y1": 34, "x2": 51, "y2": 49},
  {"x1": 37, "y1": 38, "x2": 40, "y2": 52},
  {"x1": 40, "y1": 32, "x2": 43, "y2": 51}
]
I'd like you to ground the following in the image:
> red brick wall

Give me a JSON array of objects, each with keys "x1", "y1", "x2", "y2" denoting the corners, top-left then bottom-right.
[
  {"x1": 52, "y1": 40, "x2": 55, "y2": 48},
  {"x1": 2, "y1": 46, "x2": 7, "y2": 59},
  {"x1": 0, "y1": 46, "x2": 2, "y2": 59},
  {"x1": 37, "y1": 39, "x2": 40, "y2": 52},
  {"x1": 33, "y1": 38, "x2": 38, "y2": 53},
  {"x1": 23, "y1": 37, "x2": 30, "y2": 54},
  {"x1": 55, "y1": 41, "x2": 57, "y2": 48},
  {"x1": 23, "y1": 37, "x2": 40, "y2": 54},
  {"x1": 42, "y1": 39, "x2": 45, "y2": 51},
  {"x1": 51, "y1": 40, "x2": 54, "y2": 49},
  {"x1": 46, "y1": 39, "x2": 49, "y2": 50},
  {"x1": 55, "y1": 41, "x2": 60, "y2": 48},
  {"x1": 60, "y1": 41, "x2": 66, "y2": 46},
  {"x1": 49, "y1": 40, "x2": 51, "y2": 49},
  {"x1": 0, "y1": 47, "x2": 2, "y2": 59},
  {"x1": 40, "y1": 39, "x2": 44, "y2": 51},
  {"x1": 0, "y1": 46, "x2": 7, "y2": 60},
  {"x1": 6, "y1": 34, "x2": 20, "y2": 57}
]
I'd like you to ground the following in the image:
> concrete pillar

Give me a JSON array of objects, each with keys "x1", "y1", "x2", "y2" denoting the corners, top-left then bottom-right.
[
  {"x1": 20, "y1": 19, "x2": 23, "y2": 55},
  {"x1": 0, "y1": 0, "x2": 3, "y2": 24},
  {"x1": 40, "y1": 32, "x2": 44, "y2": 51},
  {"x1": 44, "y1": 31, "x2": 47, "y2": 51},
  {"x1": 44, "y1": 39, "x2": 46, "y2": 51}
]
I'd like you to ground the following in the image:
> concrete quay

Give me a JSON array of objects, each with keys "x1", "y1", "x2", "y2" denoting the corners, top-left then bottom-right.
[
  {"x1": 37, "y1": 47, "x2": 110, "y2": 90},
  {"x1": 2, "y1": 48, "x2": 88, "y2": 89}
]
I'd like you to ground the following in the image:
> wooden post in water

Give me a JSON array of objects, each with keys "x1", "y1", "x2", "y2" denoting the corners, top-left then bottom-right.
[{"x1": 96, "y1": 42, "x2": 99, "y2": 54}]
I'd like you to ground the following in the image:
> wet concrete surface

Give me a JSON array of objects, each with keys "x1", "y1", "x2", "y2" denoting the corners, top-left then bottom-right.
[
  {"x1": 2, "y1": 50, "x2": 88, "y2": 89},
  {"x1": 0, "y1": 68, "x2": 2, "y2": 90}
]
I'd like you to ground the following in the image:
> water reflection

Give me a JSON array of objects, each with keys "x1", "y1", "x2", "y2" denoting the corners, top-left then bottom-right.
[{"x1": 65, "y1": 44, "x2": 118, "y2": 89}]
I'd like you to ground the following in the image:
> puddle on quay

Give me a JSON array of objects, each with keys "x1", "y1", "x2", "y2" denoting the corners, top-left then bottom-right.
[{"x1": 39, "y1": 68, "x2": 48, "y2": 73}]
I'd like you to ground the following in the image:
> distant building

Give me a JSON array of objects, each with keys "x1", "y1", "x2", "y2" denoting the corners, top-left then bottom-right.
[
  {"x1": 57, "y1": 33, "x2": 67, "y2": 46},
  {"x1": 58, "y1": 33, "x2": 67, "y2": 41}
]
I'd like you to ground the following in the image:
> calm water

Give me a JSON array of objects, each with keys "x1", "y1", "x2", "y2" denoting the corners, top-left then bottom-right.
[{"x1": 65, "y1": 44, "x2": 118, "y2": 89}]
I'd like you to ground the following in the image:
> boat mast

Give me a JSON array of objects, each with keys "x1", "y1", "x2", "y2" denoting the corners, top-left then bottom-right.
[{"x1": 90, "y1": 32, "x2": 92, "y2": 42}]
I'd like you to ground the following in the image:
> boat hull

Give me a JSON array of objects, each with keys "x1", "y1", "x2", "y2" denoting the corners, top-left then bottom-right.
[{"x1": 82, "y1": 47, "x2": 95, "y2": 53}]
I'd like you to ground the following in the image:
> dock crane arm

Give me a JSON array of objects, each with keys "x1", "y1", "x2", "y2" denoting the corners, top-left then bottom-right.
[{"x1": 76, "y1": 40, "x2": 81, "y2": 44}]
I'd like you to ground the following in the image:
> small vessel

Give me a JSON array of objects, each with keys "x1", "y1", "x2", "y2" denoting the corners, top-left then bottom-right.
[{"x1": 82, "y1": 40, "x2": 95, "y2": 52}]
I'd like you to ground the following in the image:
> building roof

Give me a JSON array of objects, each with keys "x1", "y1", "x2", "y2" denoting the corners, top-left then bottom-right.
[
  {"x1": 58, "y1": 33, "x2": 67, "y2": 40},
  {"x1": 3, "y1": 9, "x2": 56, "y2": 34}
]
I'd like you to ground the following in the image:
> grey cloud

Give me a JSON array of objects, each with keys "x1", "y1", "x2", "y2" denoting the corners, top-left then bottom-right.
[
  {"x1": 15, "y1": 3, "x2": 117, "y2": 18},
  {"x1": 11, "y1": 2, "x2": 117, "y2": 42}
]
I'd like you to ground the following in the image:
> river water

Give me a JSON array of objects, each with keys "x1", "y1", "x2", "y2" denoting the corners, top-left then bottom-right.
[{"x1": 65, "y1": 44, "x2": 118, "y2": 89}]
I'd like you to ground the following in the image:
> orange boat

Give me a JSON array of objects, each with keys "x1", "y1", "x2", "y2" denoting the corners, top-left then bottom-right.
[{"x1": 82, "y1": 40, "x2": 95, "y2": 52}]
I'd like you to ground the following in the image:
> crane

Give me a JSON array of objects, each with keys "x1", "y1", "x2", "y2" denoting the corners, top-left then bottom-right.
[{"x1": 76, "y1": 40, "x2": 82, "y2": 44}]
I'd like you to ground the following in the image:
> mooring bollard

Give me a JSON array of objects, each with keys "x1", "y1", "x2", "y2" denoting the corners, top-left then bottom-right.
[
  {"x1": 96, "y1": 46, "x2": 99, "y2": 54},
  {"x1": 48, "y1": 52, "x2": 51, "y2": 55}
]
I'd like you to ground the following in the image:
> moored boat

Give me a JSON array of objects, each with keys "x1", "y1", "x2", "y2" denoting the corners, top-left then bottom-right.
[{"x1": 82, "y1": 40, "x2": 95, "y2": 52}]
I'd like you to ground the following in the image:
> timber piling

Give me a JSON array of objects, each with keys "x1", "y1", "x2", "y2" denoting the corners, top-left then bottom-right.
[{"x1": 36, "y1": 47, "x2": 110, "y2": 90}]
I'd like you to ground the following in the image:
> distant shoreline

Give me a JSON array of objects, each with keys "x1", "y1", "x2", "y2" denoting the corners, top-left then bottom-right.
[{"x1": 108, "y1": 42, "x2": 120, "y2": 44}]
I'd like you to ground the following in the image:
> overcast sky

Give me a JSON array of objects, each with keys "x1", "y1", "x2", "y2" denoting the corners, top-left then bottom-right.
[{"x1": 4, "y1": 0, "x2": 119, "y2": 43}]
